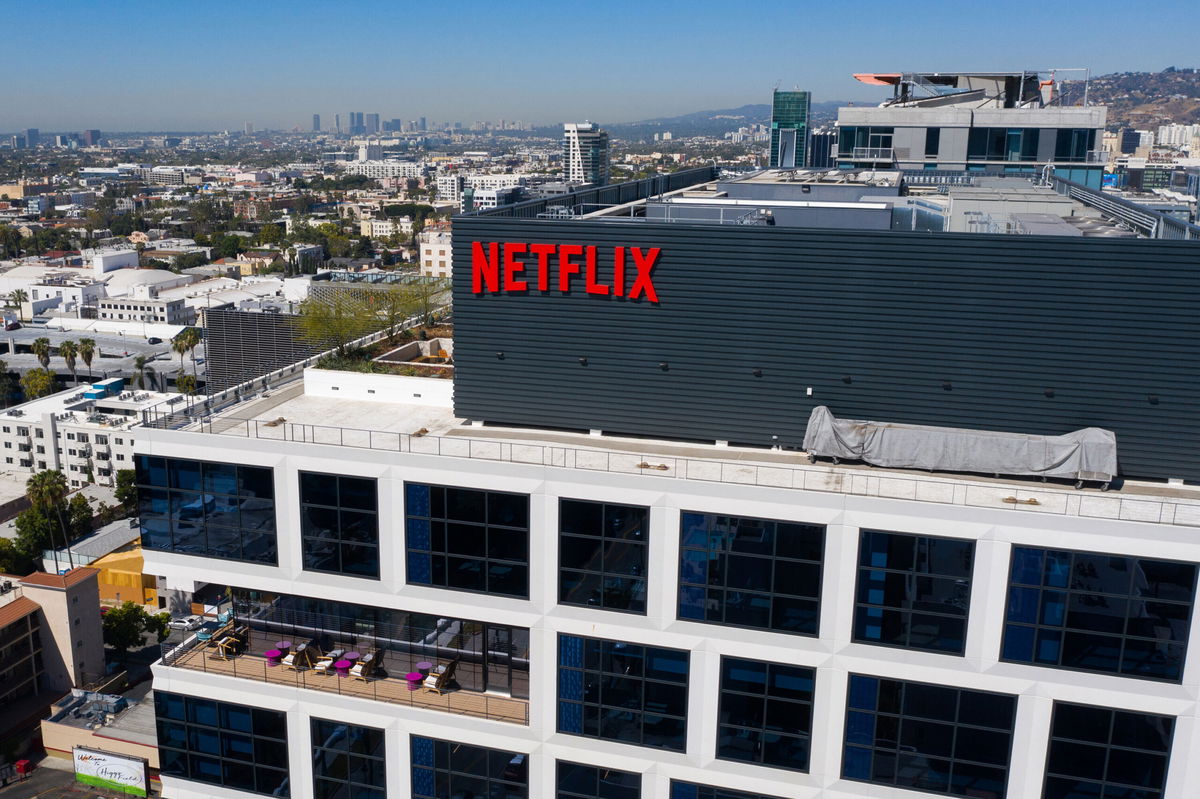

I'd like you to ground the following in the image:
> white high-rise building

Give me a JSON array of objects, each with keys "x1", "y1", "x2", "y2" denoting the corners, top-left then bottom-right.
[{"x1": 562, "y1": 122, "x2": 610, "y2": 186}]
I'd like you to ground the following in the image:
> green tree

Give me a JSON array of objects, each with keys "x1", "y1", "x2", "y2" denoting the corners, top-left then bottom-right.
[
  {"x1": 0, "y1": 537, "x2": 34, "y2": 575},
  {"x1": 294, "y1": 292, "x2": 376, "y2": 356},
  {"x1": 114, "y1": 469, "x2": 137, "y2": 509},
  {"x1": 256, "y1": 224, "x2": 283, "y2": 247},
  {"x1": 132, "y1": 354, "x2": 150, "y2": 389},
  {"x1": 77, "y1": 338, "x2": 96, "y2": 381},
  {"x1": 68, "y1": 493, "x2": 93, "y2": 537},
  {"x1": 103, "y1": 601, "x2": 167, "y2": 657},
  {"x1": 27, "y1": 469, "x2": 68, "y2": 515},
  {"x1": 58, "y1": 339, "x2": 78, "y2": 385},
  {"x1": 171, "y1": 334, "x2": 188, "y2": 373},
  {"x1": 0, "y1": 357, "x2": 16, "y2": 405},
  {"x1": 176, "y1": 371, "x2": 196, "y2": 395},
  {"x1": 13, "y1": 507, "x2": 59, "y2": 560},
  {"x1": 6, "y1": 288, "x2": 28, "y2": 319},
  {"x1": 31, "y1": 337, "x2": 51, "y2": 368},
  {"x1": 20, "y1": 368, "x2": 56, "y2": 399}
]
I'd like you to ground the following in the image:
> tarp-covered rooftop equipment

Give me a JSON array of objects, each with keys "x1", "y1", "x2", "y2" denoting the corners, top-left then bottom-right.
[{"x1": 802, "y1": 406, "x2": 1117, "y2": 489}]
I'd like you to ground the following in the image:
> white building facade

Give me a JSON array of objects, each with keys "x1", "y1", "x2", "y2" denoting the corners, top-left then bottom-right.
[{"x1": 139, "y1": 370, "x2": 1200, "y2": 799}]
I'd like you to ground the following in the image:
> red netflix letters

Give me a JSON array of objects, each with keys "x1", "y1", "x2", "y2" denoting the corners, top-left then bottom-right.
[{"x1": 472, "y1": 242, "x2": 660, "y2": 302}]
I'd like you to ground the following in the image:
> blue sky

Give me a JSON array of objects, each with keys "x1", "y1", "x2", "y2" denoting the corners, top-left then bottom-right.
[{"x1": 3, "y1": 0, "x2": 1198, "y2": 131}]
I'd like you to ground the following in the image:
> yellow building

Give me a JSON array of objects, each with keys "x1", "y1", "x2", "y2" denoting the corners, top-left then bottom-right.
[{"x1": 91, "y1": 548, "x2": 157, "y2": 607}]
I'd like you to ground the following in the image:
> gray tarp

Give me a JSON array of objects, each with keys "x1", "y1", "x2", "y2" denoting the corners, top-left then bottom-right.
[{"x1": 802, "y1": 406, "x2": 1117, "y2": 482}]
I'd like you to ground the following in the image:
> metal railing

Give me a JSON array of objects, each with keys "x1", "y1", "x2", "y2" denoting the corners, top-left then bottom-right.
[
  {"x1": 1050, "y1": 175, "x2": 1200, "y2": 240},
  {"x1": 460, "y1": 167, "x2": 718, "y2": 220},
  {"x1": 850, "y1": 147, "x2": 895, "y2": 161}
]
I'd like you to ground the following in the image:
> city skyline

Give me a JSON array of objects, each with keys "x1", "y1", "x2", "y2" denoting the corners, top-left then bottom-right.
[{"x1": 2, "y1": 0, "x2": 1198, "y2": 131}]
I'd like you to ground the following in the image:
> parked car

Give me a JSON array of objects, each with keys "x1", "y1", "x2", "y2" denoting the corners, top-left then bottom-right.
[
  {"x1": 167, "y1": 614, "x2": 204, "y2": 631},
  {"x1": 147, "y1": 337, "x2": 162, "y2": 345}
]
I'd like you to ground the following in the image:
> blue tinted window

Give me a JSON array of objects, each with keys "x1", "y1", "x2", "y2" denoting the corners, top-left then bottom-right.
[
  {"x1": 557, "y1": 634, "x2": 688, "y2": 751},
  {"x1": 677, "y1": 512, "x2": 824, "y2": 636},
  {"x1": 312, "y1": 718, "x2": 386, "y2": 799},
  {"x1": 410, "y1": 736, "x2": 526, "y2": 799},
  {"x1": 154, "y1": 691, "x2": 288, "y2": 797},
  {"x1": 405, "y1": 482, "x2": 529, "y2": 598},
  {"x1": 137, "y1": 455, "x2": 276, "y2": 565},
  {"x1": 556, "y1": 760, "x2": 640, "y2": 799},
  {"x1": 853, "y1": 530, "x2": 974, "y2": 655},
  {"x1": 559, "y1": 499, "x2": 649, "y2": 614},
  {"x1": 1043, "y1": 702, "x2": 1174, "y2": 799},
  {"x1": 301, "y1": 472, "x2": 380, "y2": 580},
  {"x1": 669, "y1": 780, "x2": 789, "y2": 799},
  {"x1": 842, "y1": 675, "x2": 1015, "y2": 797},
  {"x1": 717, "y1": 657, "x2": 813, "y2": 772},
  {"x1": 1002, "y1": 546, "x2": 1197, "y2": 681}
]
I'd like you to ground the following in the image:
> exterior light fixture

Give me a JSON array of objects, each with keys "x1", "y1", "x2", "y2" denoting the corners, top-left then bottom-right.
[
  {"x1": 942, "y1": 381, "x2": 952, "y2": 391},
  {"x1": 752, "y1": 368, "x2": 763, "y2": 378},
  {"x1": 496, "y1": 351, "x2": 505, "y2": 360},
  {"x1": 842, "y1": 375, "x2": 852, "y2": 384},
  {"x1": 1044, "y1": 388, "x2": 1055, "y2": 398},
  {"x1": 1148, "y1": 394, "x2": 1160, "y2": 405},
  {"x1": 579, "y1": 357, "x2": 588, "y2": 366},
  {"x1": 659, "y1": 362, "x2": 669, "y2": 371}
]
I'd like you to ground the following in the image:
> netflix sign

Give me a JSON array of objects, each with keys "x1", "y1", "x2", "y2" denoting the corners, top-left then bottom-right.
[{"x1": 471, "y1": 242, "x2": 661, "y2": 302}]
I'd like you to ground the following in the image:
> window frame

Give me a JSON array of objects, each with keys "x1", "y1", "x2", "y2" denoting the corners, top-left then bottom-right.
[
  {"x1": 299, "y1": 470, "x2": 381, "y2": 580},
  {"x1": 558, "y1": 498, "x2": 649, "y2": 615},
  {"x1": 716, "y1": 655, "x2": 814, "y2": 773}
]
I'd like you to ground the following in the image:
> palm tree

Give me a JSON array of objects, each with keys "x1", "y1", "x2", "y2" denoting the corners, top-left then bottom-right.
[
  {"x1": 26, "y1": 469, "x2": 68, "y2": 515},
  {"x1": 171, "y1": 335, "x2": 188, "y2": 373},
  {"x1": 182, "y1": 328, "x2": 202, "y2": 381},
  {"x1": 31, "y1": 337, "x2": 51, "y2": 369},
  {"x1": 78, "y1": 338, "x2": 96, "y2": 381},
  {"x1": 133, "y1": 354, "x2": 149, "y2": 389},
  {"x1": 8, "y1": 289, "x2": 28, "y2": 321},
  {"x1": 58, "y1": 340, "x2": 78, "y2": 385},
  {"x1": 176, "y1": 370, "x2": 196, "y2": 395}
]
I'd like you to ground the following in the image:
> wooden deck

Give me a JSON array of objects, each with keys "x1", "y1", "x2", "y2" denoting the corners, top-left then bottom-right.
[{"x1": 166, "y1": 631, "x2": 528, "y2": 726}]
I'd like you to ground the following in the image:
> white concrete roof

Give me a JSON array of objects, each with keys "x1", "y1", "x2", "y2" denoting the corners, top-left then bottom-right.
[{"x1": 101, "y1": 269, "x2": 188, "y2": 288}]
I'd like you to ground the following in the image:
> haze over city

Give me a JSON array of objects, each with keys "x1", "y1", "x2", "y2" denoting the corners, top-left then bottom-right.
[{"x1": 4, "y1": 0, "x2": 1199, "y2": 131}]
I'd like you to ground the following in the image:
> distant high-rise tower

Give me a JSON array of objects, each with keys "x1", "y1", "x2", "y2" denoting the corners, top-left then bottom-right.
[
  {"x1": 562, "y1": 122, "x2": 610, "y2": 186},
  {"x1": 335, "y1": 114, "x2": 341, "y2": 135},
  {"x1": 349, "y1": 112, "x2": 365, "y2": 135},
  {"x1": 365, "y1": 113, "x2": 380, "y2": 134},
  {"x1": 245, "y1": 121, "x2": 254, "y2": 136},
  {"x1": 418, "y1": 116, "x2": 427, "y2": 132},
  {"x1": 312, "y1": 114, "x2": 321, "y2": 132},
  {"x1": 24, "y1": 128, "x2": 39, "y2": 148},
  {"x1": 80, "y1": 129, "x2": 101, "y2": 146},
  {"x1": 769, "y1": 89, "x2": 810, "y2": 168}
]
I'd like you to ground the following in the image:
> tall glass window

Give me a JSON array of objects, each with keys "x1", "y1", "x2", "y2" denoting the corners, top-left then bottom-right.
[
  {"x1": 717, "y1": 657, "x2": 813, "y2": 772},
  {"x1": 559, "y1": 499, "x2": 648, "y2": 614},
  {"x1": 1055, "y1": 128, "x2": 1097, "y2": 161},
  {"x1": 311, "y1": 719, "x2": 386, "y2": 799},
  {"x1": 1001, "y1": 546, "x2": 1196, "y2": 681},
  {"x1": 301, "y1": 472, "x2": 379, "y2": 579},
  {"x1": 1043, "y1": 702, "x2": 1174, "y2": 799},
  {"x1": 853, "y1": 530, "x2": 974, "y2": 655},
  {"x1": 670, "y1": 781, "x2": 789, "y2": 799},
  {"x1": 678, "y1": 512, "x2": 824, "y2": 636},
  {"x1": 137, "y1": 454, "x2": 277, "y2": 564},
  {"x1": 557, "y1": 634, "x2": 688, "y2": 751},
  {"x1": 405, "y1": 482, "x2": 529, "y2": 598},
  {"x1": 967, "y1": 127, "x2": 1040, "y2": 161},
  {"x1": 411, "y1": 736, "x2": 527, "y2": 799},
  {"x1": 556, "y1": 761, "x2": 640, "y2": 799},
  {"x1": 843, "y1": 675, "x2": 1016, "y2": 797},
  {"x1": 924, "y1": 128, "x2": 941, "y2": 158},
  {"x1": 155, "y1": 691, "x2": 289, "y2": 797}
]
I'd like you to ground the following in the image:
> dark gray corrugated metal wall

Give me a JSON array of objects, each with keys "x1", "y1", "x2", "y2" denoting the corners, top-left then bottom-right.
[{"x1": 451, "y1": 219, "x2": 1200, "y2": 482}]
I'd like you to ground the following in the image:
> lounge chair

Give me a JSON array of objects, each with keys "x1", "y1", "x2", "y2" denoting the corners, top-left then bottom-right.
[
  {"x1": 350, "y1": 648, "x2": 383, "y2": 681},
  {"x1": 423, "y1": 659, "x2": 458, "y2": 695},
  {"x1": 213, "y1": 625, "x2": 249, "y2": 660},
  {"x1": 283, "y1": 641, "x2": 321, "y2": 671},
  {"x1": 312, "y1": 649, "x2": 345, "y2": 676}
]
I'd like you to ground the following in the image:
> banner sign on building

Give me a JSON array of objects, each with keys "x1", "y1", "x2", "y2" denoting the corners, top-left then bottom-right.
[{"x1": 73, "y1": 747, "x2": 148, "y2": 796}]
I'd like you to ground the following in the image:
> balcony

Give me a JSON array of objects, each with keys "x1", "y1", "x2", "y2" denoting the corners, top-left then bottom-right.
[
  {"x1": 159, "y1": 613, "x2": 529, "y2": 726},
  {"x1": 850, "y1": 147, "x2": 896, "y2": 162}
]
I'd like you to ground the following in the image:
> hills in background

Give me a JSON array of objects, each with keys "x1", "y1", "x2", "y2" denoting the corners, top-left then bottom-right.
[
  {"x1": 1062, "y1": 68, "x2": 1200, "y2": 128},
  {"x1": 597, "y1": 70, "x2": 1200, "y2": 142}
]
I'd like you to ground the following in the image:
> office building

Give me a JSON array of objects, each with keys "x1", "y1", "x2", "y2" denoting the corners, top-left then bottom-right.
[
  {"x1": 80, "y1": 129, "x2": 101, "y2": 147},
  {"x1": 365, "y1": 113, "x2": 380, "y2": 135},
  {"x1": 342, "y1": 160, "x2": 426, "y2": 179},
  {"x1": 808, "y1": 127, "x2": 836, "y2": 168},
  {"x1": 335, "y1": 114, "x2": 341, "y2": 135},
  {"x1": 312, "y1": 114, "x2": 321, "y2": 133},
  {"x1": 23, "y1": 127, "x2": 40, "y2": 148},
  {"x1": 357, "y1": 144, "x2": 383, "y2": 162},
  {"x1": 349, "y1": 111, "x2": 365, "y2": 136},
  {"x1": 137, "y1": 168, "x2": 1200, "y2": 799},
  {"x1": 769, "y1": 89, "x2": 810, "y2": 168},
  {"x1": 837, "y1": 71, "x2": 1108, "y2": 188},
  {"x1": 562, "y1": 122, "x2": 610, "y2": 186}
]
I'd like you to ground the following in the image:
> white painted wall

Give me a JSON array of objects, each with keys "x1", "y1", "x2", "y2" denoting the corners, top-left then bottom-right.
[{"x1": 303, "y1": 368, "x2": 453, "y2": 407}]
